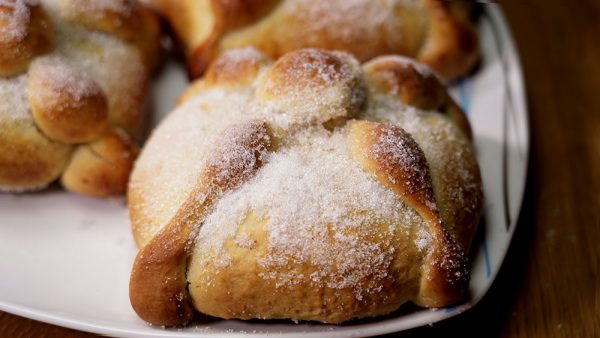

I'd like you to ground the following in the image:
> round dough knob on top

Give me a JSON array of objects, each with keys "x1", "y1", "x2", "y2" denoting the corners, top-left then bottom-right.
[{"x1": 129, "y1": 48, "x2": 483, "y2": 325}]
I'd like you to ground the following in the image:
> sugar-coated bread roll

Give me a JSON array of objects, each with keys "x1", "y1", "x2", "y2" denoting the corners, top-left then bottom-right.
[
  {"x1": 148, "y1": 0, "x2": 478, "y2": 81},
  {"x1": 28, "y1": 57, "x2": 108, "y2": 144},
  {"x1": 55, "y1": 0, "x2": 160, "y2": 70},
  {"x1": 62, "y1": 128, "x2": 139, "y2": 197},
  {"x1": 128, "y1": 48, "x2": 483, "y2": 326},
  {"x1": 0, "y1": 0, "x2": 160, "y2": 196},
  {"x1": 0, "y1": 0, "x2": 53, "y2": 76}
]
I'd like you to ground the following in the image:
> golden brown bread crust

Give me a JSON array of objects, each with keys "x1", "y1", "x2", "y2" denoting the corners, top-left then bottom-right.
[
  {"x1": 211, "y1": 0, "x2": 280, "y2": 31},
  {"x1": 130, "y1": 121, "x2": 275, "y2": 325},
  {"x1": 362, "y1": 55, "x2": 472, "y2": 140},
  {"x1": 0, "y1": 0, "x2": 160, "y2": 196},
  {"x1": 348, "y1": 121, "x2": 468, "y2": 306},
  {"x1": 362, "y1": 55, "x2": 482, "y2": 250},
  {"x1": 0, "y1": 120, "x2": 73, "y2": 190},
  {"x1": 147, "y1": 0, "x2": 278, "y2": 77},
  {"x1": 61, "y1": 128, "x2": 139, "y2": 197},
  {"x1": 57, "y1": 0, "x2": 161, "y2": 70},
  {"x1": 203, "y1": 46, "x2": 270, "y2": 88},
  {"x1": 255, "y1": 48, "x2": 365, "y2": 129},
  {"x1": 0, "y1": 1, "x2": 54, "y2": 76},
  {"x1": 177, "y1": 47, "x2": 271, "y2": 105},
  {"x1": 129, "y1": 48, "x2": 483, "y2": 325},
  {"x1": 186, "y1": 212, "x2": 423, "y2": 323},
  {"x1": 418, "y1": 0, "x2": 479, "y2": 82},
  {"x1": 28, "y1": 57, "x2": 109, "y2": 144},
  {"x1": 150, "y1": 0, "x2": 478, "y2": 80}
]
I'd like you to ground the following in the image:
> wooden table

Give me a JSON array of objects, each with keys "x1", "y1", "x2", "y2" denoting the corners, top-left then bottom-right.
[{"x1": 1, "y1": 1, "x2": 598, "y2": 337}]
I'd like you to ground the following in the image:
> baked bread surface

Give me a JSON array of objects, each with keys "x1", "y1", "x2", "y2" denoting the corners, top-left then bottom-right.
[
  {"x1": 0, "y1": 0, "x2": 159, "y2": 195},
  {"x1": 148, "y1": 0, "x2": 478, "y2": 80},
  {"x1": 128, "y1": 48, "x2": 483, "y2": 325}
]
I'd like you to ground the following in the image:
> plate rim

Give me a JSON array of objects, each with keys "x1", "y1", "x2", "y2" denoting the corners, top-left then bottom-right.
[{"x1": 0, "y1": 4, "x2": 529, "y2": 338}]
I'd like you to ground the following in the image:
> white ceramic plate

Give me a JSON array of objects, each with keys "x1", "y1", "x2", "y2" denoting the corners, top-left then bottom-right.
[{"x1": 0, "y1": 5, "x2": 528, "y2": 337}]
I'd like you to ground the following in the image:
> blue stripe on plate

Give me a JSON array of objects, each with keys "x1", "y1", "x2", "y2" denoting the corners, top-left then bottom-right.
[
  {"x1": 482, "y1": 237, "x2": 492, "y2": 279},
  {"x1": 457, "y1": 75, "x2": 493, "y2": 280},
  {"x1": 458, "y1": 79, "x2": 471, "y2": 115},
  {"x1": 485, "y1": 9, "x2": 514, "y2": 231}
]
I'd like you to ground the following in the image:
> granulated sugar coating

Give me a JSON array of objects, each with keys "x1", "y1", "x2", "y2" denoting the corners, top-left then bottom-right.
[
  {"x1": 128, "y1": 89, "x2": 260, "y2": 244},
  {"x1": 51, "y1": 25, "x2": 145, "y2": 133},
  {"x1": 0, "y1": 0, "x2": 145, "y2": 127},
  {"x1": 0, "y1": 75, "x2": 29, "y2": 122},
  {"x1": 0, "y1": 0, "x2": 157, "y2": 195},
  {"x1": 194, "y1": 129, "x2": 423, "y2": 298},
  {"x1": 278, "y1": 0, "x2": 425, "y2": 58},
  {"x1": 0, "y1": 0, "x2": 35, "y2": 42},
  {"x1": 129, "y1": 48, "x2": 483, "y2": 324},
  {"x1": 29, "y1": 56, "x2": 102, "y2": 109}
]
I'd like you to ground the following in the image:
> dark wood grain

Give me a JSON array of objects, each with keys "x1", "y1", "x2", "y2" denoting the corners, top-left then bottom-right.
[
  {"x1": 1, "y1": 1, "x2": 599, "y2": 337},
  {"x1": 0, "y1": 312, "x2": 95, "y2": 337}
]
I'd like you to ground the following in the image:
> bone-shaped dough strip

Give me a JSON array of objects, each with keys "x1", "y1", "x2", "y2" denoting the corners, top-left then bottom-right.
[{"x1": 129, "y1": 120, "x2": 276, "y2": 326}]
